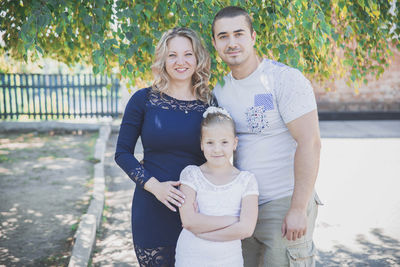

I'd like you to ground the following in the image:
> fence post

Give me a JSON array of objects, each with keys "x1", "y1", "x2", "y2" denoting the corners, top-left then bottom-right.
[
  {"x1": 0, "y1": 73, "x2": 120, "y2": 120},
  {"x1": 65, "y1": 74, "x2": 70, "y2": 119},
  {"x1": 1, "y1": 74, "x2": 6, "y2": 119},
  {"x1": 19, "y1": 74, "x2": 24, "y2": 119}
]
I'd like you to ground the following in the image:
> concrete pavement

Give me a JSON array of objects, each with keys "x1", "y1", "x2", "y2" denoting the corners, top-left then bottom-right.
[
  {"x1": 91, "y1": 134, "x2": 140, "y2": 267},
  {"x1": 93, "y1": 120, "x2": 400, "y2": 266},
  {"x1": 319, "y1": 120, "x2": 400, "y2": 138},
  {"x1": 315, "y1": 120, "x2": 400, "y2": 266}
]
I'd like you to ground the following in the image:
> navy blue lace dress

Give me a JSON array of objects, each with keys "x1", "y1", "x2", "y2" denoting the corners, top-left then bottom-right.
[{"x1": 115, "y1": 87, "x2": 208, "y2": 266}]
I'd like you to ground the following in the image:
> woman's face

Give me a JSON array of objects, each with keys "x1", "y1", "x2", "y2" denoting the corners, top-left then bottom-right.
[{"x1": 165, "y1": 36, "x2": 197, "y2": 85}]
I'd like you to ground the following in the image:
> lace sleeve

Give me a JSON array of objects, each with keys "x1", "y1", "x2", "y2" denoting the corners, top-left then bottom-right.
[
  {"x1": 115, "y1": 88, "x2": 153, "y2": 188},
  {"x1": 179, "y1": 165, "x2": 197, "y2": 191},
  {"x1": 242, "y1": 172, "x2": 259, "y2": 198}
]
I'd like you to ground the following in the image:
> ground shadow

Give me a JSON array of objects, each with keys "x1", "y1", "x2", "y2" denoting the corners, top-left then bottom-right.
[
  {"x1": 0, "y1": 132, "x2": 96, "y2": 266},
  {"x1": 317, "y1": 228, "x2": 400, "y2": 266}
]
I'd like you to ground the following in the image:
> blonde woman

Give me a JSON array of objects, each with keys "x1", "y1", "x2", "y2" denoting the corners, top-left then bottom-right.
[{"x1": 115, "y1": 27, "x2": 212, "y2": 266}]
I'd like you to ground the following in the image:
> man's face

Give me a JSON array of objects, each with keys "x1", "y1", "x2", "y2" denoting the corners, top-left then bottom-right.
[{"x1": 212, "y1": 15, "x2": 256, "y2": 67}]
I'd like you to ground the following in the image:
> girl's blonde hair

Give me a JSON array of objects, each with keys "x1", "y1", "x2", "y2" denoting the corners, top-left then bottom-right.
[
  {"x1": 152, "y1": 27, "x2": 211, "y2": 103},
  {"x1": 201, "y1": 107, "x2": 236, "y2": 139}
]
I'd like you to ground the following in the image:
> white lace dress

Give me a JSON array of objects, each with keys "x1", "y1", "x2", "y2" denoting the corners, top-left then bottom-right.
[{"x1": 175, "y1": 165, "x2": 259, "y2": 267}]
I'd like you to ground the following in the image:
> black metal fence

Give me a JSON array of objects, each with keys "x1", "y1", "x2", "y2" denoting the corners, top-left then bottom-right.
[{"x1": 0, "y1": 73, "x2": 120, "y2": 120}]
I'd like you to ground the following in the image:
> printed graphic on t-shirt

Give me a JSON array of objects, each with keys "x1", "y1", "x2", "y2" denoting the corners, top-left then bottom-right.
[
  {"x1": 271, "y1": 60, "x2": 286, "y2": 67},
  {"x1": 245, "y1": 106, "x2": 269, "y2": 133},
  {"x1": 254, "y1": 94, "x2": 274, "y2": 110},
  {"x1": 245, "y1": 94, "x2": 274, "y2": 133}
]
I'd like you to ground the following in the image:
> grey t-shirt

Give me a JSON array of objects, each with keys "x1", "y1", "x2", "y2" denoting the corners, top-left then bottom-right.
[{"x1": 213, "y1": 59, "x2": 317, "y2": 204}]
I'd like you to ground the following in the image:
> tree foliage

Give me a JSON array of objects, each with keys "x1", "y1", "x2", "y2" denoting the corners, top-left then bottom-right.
[{"x1": 1, "y1": 0, "x2": 399, "y2": 89}]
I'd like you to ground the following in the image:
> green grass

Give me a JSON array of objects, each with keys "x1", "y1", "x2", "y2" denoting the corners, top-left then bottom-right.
[
  {"x1": 85, "y1": 132, "x2": 99, "y2": 157},
  {"x1": 70, "y1": 222, "x2": 79, "y2": 232},
  {"x1": 0, "y1": 154, "x2": 10, "y2": 163},
  {"x1": 30, "y1": 176, "x2": 41, "y2": 181},
  {"x1": 86, "y1": 156, "x2": 100, "y2": 164}
]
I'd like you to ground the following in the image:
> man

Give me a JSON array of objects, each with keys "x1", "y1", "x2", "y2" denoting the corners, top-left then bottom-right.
[{"x1": 211, "y1": 6, "x2": 322, "y2": 267}]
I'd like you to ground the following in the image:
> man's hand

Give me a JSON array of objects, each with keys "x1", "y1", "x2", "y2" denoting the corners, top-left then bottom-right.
[{"x1": 281, "y1": 208, "x2": 307, "y2": 241}]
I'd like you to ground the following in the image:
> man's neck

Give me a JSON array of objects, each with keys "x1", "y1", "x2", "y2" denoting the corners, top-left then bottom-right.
[{"x1": 231, "y1": 54, "x2": 261, "y2": 80}]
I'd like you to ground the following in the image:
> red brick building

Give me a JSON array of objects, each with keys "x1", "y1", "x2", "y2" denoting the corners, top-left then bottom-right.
[{"x1": 314, "y1": 49, "x2": 400, "y2": 112}]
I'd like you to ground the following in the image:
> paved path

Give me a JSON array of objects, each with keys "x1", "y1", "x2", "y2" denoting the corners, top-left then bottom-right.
[
  {"x1": 91, "y1": 134, "x2": 139, "y2": 266},
  {"x1": 315, "y1": 120, "x2": 400, "y2": 266},
  {"x1": 92, "y1": 120, "x2": 400, "y2": 266},
  {"x1": 315, "y1": 138, "x2": 400, "y2": 266}
]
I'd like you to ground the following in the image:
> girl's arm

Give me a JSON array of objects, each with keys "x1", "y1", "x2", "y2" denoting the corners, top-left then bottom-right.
[
  {"x1": 195, "y1": 194, "x2": 258, "y2": 242},
  {"x1": 179, "y1": 184, "x2": 239, "y2": 234}
]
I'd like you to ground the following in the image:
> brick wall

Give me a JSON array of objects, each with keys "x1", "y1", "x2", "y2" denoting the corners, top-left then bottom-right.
[{"x1": 313, "y1": 49, "x2": 400, "y2": 112}]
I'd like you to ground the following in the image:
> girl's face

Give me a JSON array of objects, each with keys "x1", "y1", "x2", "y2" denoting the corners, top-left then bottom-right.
[
  {"x1": 165, "y1": 36, "x2": 197, "y2": 85},
  {"x1": 201, "y1": 123, "x2": 238, "y2": 168}
]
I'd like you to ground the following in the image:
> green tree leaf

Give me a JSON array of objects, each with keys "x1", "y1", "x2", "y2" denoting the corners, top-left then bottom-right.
[{"x1": 0, "y1": 0, "x2": 397, "y2": 91}]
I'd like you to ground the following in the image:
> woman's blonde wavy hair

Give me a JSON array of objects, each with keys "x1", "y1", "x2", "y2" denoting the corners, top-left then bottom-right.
[{"x1": 152, "y1": 27, "x2": 211, "y2": 103}]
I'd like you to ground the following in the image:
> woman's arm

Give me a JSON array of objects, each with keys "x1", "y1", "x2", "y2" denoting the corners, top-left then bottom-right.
[
  {"x1": 115, "y1": 88, "x2": 185, "y2": 211},
  {"x1": 115, "y1": 89, "x2": 152, "y2": 188},
  {"x1": 179, "y1": 184, "x2": 239, "y2": 234},
  {"x1": 196, "y1": 194, "x2": 258, "y2": 241}
]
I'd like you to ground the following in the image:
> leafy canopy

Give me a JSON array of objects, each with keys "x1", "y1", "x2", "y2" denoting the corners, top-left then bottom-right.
[{"x1": 1, "y1": 0, "x2": 399, "y2": 89}]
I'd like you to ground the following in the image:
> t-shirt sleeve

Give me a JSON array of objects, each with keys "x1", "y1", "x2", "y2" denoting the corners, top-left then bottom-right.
[
  {"x1": 242, "y1": 172, "x2": 259, "y2": 198},
  {"x1": 276, "y1": 68, "x2": 317, "y2": 124},
  {"x1": 179, "y1": 166, "x2": 197, "y2": 191},
  {"x1": 212, "y1": 83, "x2": 222, "y2": 107},
  {"x1": 115, "y1": 88, "x2": 153, "y2": 188}
]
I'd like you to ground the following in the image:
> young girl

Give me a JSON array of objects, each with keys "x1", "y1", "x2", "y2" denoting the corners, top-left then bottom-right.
[{"x1": 175, "y1": 107, "x2": 259, "y2": 267}]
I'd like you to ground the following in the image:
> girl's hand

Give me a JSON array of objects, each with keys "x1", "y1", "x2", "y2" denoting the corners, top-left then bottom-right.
[{"x1": 144, "y1": 177, "x2": 185, "y2": 212}]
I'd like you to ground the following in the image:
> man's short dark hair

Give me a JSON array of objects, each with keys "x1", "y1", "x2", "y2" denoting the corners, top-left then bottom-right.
[{"x1": 212, "y1": 6, "x2": 254, "y2": 39}]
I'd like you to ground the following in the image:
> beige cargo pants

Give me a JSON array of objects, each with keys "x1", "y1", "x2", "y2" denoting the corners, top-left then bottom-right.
[{"x1": 242, "y1": 193, "x2": 322, "y2": 267}]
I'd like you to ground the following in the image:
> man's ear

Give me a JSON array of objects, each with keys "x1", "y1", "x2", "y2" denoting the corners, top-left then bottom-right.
[{"x1": 251, "y1": 30, "x2": 256, "y2": 46}]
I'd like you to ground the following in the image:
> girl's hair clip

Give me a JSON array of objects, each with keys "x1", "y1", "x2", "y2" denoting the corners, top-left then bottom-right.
[{"x1": 203, "y1": 107, "x2": 231, "y2": 118}]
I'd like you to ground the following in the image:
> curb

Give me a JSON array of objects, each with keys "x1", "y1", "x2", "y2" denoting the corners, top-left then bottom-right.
[
  {"x1": 318, "y1": 111, "x2": 400, "y2": 121},
  {"x1": 0, "y1": 121, "x2": 101, "y2": 132},
  {"x1": 0, "y1": 120, "x2": 120, "y2": 133},
  {"x1": 68, "y1": 125, "x2": 111, "y2": 267}
]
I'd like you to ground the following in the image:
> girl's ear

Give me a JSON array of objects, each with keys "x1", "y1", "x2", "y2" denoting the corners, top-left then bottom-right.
[{"x1": 233, "y1": 136, "x2": 238, "y2": 151}]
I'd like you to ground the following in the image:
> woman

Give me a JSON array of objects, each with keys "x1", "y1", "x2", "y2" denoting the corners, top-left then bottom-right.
[{"x1": 115, "y1": 27, "x2": 212, "y2": 266}]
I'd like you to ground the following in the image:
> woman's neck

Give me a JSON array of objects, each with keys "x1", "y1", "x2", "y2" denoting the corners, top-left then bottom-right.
[{"x1": 167, "y1": 81, "x2": 196, "y2": 100}]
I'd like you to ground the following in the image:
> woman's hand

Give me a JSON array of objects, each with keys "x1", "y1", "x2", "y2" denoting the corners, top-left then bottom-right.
[{"x1": 144, "y1": 177, "x2": 185, "y2": 212}]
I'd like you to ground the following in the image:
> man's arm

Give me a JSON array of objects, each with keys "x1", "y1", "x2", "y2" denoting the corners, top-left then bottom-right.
[{"x1": 283, "y1": 109, "x2": 321, "y2": 241}]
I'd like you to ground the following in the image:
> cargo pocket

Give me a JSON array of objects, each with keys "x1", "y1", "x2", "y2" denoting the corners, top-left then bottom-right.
[
  {"x1": 314, "y1": 192, "x2": 323, "y2": 206},
  {"x1": 287, "y1": 241, "x2": 316, "y2": 267}
]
